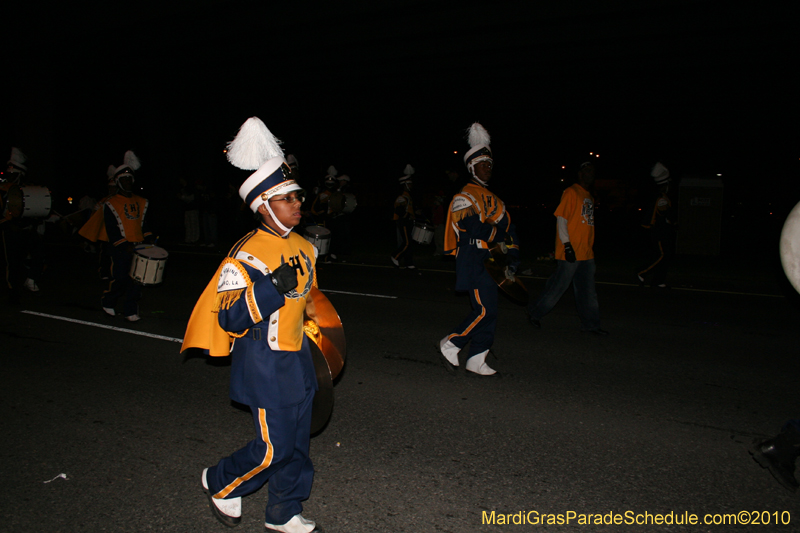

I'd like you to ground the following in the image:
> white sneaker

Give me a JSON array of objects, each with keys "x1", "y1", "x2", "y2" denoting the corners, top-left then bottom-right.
[
  {"x1": 439, "y1": 337, "x2": 460, "y2": 367},
  {"x1": 103, "y1": 307, "x2": 116, "y2": 317},
  {"x1": 202, "y1": 468, "x2": 241, "y2": 526},
  {"x1": 466, "y1": 350, "x2": 497, "y2": 376},
  {"x1": 390, "y1": 256, "x2": 400, "y2": 267},
  {"x1": 23, "y1": 278, "x2": 39, "y2": 292},
  {"x1": 265, "y1": 514, "x2": 316, "y2": 533},
  {"x1": 125, "y1": 314, "x2": 141, "y2": 322}
]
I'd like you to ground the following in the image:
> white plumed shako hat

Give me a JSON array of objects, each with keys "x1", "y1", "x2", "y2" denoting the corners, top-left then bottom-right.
[
  {"x1": 463, "y1": 123, "x2": 492, "y2": 175},
  {"x1": 112, "y1": 151, "x2": 141, "y2": 184},
  {"x1": 6, "y1": 147, "x2": 28, "y2": 176},
  {"x1": 651, "y1": 162, "x2": 670, "y2": 185},
  {"x1": 230, "y1": 117, "x2": 301, "y2": 213},
  {"x1": 399, "y1": 164, "x2": 414, "y2": 185}
]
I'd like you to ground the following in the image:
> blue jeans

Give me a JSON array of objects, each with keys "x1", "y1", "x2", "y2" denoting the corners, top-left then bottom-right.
[{"x1": 528, "y1": 259, "x2": 601, "y2": 331}]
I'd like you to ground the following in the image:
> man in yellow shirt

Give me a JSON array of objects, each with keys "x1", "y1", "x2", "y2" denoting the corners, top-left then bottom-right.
[{"x1": 527, "y1": 161, "x2": 608, "y2": 335}]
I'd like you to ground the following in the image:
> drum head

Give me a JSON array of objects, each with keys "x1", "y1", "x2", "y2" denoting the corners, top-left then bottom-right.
[
  {"x1": 304, "y1": 226, "x2": 331, "y2": 237},
  {"x1": 135, "y1": 245, "x2": 169, "y2": 259},
  {"x1": 6, "y1": 185, "x2": 23, "y2": 218},
  {"x1": 780, "y1": 200, "x2": 800, "y2": 295}
]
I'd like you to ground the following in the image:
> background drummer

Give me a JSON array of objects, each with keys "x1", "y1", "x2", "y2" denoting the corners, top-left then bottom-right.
[
  {"x1": 1, "y1": 147, "x2": 45, "y2": 302},
  {"x1": 391, "y1": 164, "x2": 417, "y2": 269},
  {"x1": 82, "y1": 150, "x2": 154, "y2": 322},
  {"x1": 328, "y1": 173, "x2": 354, "y2": 262},
  {"x1": 310, "y1": 167, "x2": 337, "y2": 263}
]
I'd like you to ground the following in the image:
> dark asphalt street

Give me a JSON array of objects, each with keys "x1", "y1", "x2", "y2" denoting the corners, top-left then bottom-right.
[{"x1": 2, "y1": 243, "x2": 799, "y2": 532}]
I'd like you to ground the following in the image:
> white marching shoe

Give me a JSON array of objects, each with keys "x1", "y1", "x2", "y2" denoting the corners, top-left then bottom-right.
[
  {"x1": 438, "y1": 336, "x2": 460, "y2": 373},
  {"x1": 465, "y1": 350, "x2": 497, "y2": 376},
  {"x1": 265, "y1": 514, "x2": 317, "y2": 533},
  {"x1": 202, "y1": 468, "x2": 241, "y2": 527},
  {"x1": 23, "y1": 278, "x2": 39, "y2": 292}
]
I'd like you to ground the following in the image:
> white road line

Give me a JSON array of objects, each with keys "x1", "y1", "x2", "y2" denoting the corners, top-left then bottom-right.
[
  {"x1": 21, "y1": 311, "x2": 185, "y2": 343},
  {"x1": 321, "y1": 289, "x2": 397, "y2": 299}
]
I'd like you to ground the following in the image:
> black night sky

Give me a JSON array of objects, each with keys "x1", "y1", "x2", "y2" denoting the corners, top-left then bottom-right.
[{"x1": 4, "y1": 0, "x2": 799, "y2": 250}]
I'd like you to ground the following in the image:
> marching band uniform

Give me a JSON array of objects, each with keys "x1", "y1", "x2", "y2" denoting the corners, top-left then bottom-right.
[
  {"x1": 391, "y1": 165, "x2": 416, "y2": 268},
  {"x1": 181, "y1": 117, "x2": 320, "y2": 533},
  {"x1": 79, "y1": 151, "x2": 152, "y2": 321},
  {"x1": 1, "y1": 147, "x2": 44, "y2": 300},
  {"x1": 438, "y1": 124, "x2": 519, "y2": 376},
  {"x1": 637, "y1": 162, "x2": 676, "y2": 288}
]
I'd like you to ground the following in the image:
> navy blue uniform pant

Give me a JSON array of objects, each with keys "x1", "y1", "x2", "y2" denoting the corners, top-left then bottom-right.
[
  {"x1": 205, "y1": 382, "x2": 315, "y2": 525},
  {"x1": 447, "y1": 274, "x2": 499, "y2": 358}
]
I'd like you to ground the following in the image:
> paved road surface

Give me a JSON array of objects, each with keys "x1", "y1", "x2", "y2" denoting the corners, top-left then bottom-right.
[{"x1": 2, "y1": 244, "x2": 799, "y2": 532}]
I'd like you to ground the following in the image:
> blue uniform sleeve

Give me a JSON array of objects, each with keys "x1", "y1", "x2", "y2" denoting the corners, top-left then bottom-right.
[
  {"x1": 458, "y1": 212, "x2": 506, "y2": 243},
  {"x1": 216, "y1": 264, "x2": 286, "y2": 334}
]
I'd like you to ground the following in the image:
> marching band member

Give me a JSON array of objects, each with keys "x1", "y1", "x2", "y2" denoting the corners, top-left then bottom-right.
[
  {"x1": 438, "y1": 123, "x2": 519, "y2": 376},
  {"x1": 181, "y1": 117, "x2": 320, "y2": 533},
  {"x1": 1, "y1": 147, "x2": 44, "y2": 301},
  {"x1": 391, "y1": 164, "x2": 416, "y2": 269},
  {"x1": 310, "y1": 166, "x2": 337, "y2": 262},
  {"x1": 637, "y1": 162, "x2": 676, "y2": 288},
  {"x1": 79, "y1": 151, "x2": 153, "y2": 321}
]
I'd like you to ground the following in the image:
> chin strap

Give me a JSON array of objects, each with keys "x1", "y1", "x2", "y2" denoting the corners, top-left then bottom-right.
[
  {"x1": 470, "y1": 173, "x2": 488, "y2": 187},
  {"x1": 264, "y1": 201, "x2": 292, "y2": 237}
]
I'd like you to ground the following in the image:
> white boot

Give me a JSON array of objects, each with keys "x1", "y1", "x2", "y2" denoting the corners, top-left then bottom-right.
[
  {"x1": 465, "y1": 350, "x2": 496, "y2": 376},
  {"x1": 439, "y1": 336, "x2": 460, "y2": 367},
  {"x1": 265, "y1": 514, "x2": 317, "y2": 532},
  {"x1": 202, "y1": 468, "x2": 241, "y2": 526}
]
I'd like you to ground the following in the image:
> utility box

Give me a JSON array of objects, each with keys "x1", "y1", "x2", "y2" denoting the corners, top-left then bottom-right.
[{"x1": 676, "y1": 177, "x2": 724, "y2": 255}]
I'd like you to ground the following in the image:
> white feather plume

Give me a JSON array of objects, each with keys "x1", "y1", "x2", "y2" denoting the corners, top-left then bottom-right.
[
  {"x1": 123, "y1": 150, "x2": 141, "y2": 171},
  {"x1": 226, "y1": 117, "x2": 284, "y2": 171},
  {"x1": 404, "y1": 164, "x2": 415, "y2": 175},
  {"x1": 106, "y1": 165, "x2": 116, "y2": 178},
  {"x1": 466, "y1": 123, "x2": 491, "y2": 148},
  {"x1": 9, "y1": 147, "x2": 27, "y2": 166},
  {"x1": 327, "y1": 165, "x2": 338, "y2": 177}
]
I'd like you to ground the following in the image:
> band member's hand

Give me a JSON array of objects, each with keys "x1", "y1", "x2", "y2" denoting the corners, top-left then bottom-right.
[
  {"x1": 270, "y1": 263, "x2": 298, "y2": 294},
  {"x1": 563, "y1": 242, "x2": 576, "y2": 263}
]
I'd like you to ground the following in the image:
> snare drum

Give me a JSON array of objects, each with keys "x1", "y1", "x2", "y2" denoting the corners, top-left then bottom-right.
[
  {"x1": 303, "y1": 226, "x2": 331, "y2": 255},
  {"x1": 6, "y1": 185, "x2": 52, "y2": 218},
  {"x1": 411, "y1": 222, "x2": 434, "y2": 245},
  {"x1": 129, "y1": 245, "x2": 168, "y2": 285}
]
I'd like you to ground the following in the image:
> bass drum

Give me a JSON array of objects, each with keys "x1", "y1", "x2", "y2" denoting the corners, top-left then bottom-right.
[
  {"x1": 780, "y1": 200, "x2": 800, "y2": 295},
  {"x1": 303, "y1": 287, "x2": 346, "y2": 434},
  {"x1": 6, "y1": 185, "x2": 52, "y2": 218},
  {"x1": 328, "y1": 192, "x2": 357, "y2": 214}
]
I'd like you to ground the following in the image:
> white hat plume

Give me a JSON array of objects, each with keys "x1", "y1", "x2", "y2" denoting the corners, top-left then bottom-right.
[
  {"x1": 227, "y1": 117, "x2": 284, "y2": 171},
  {"x1": 122, "y1": 150, "x2": 141, "y2": 171},
  {"x1": 403, "y1": 164, "x2": 415, "y2": 176},
  {"x1": 467, "y1": 123, "x2": 491, "y2": 149}
]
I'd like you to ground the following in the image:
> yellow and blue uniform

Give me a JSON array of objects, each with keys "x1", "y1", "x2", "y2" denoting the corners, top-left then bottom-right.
[
  {"x1": 443, "y1": 181, "x2": 519, "y2": 357},
  {"x1": 80, "y1": 193, "x2": 153, "y2": 317},
  {"x1": 181, "y1": 221, "x2": 318, "y2": 526}
]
